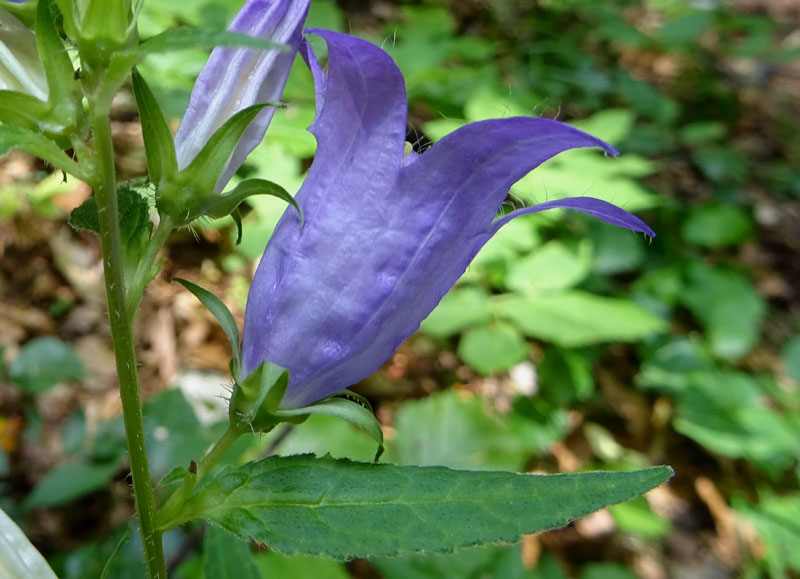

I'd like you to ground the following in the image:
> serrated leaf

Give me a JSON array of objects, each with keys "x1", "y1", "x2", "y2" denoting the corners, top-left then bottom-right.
[
  {"x1": 173, "y1": 454, "x2": 672, "y2": 559},
  {"x1": 496, "y1": 291, "x2": 667, "y2": 347},
  {"x1": 68, "y1": 196, "x2": 101, "y2": 234},
  {"x1": 202, "y1": 526, "x2": 262, "y2": 579},
  {"x1": 132, "y1": 69, "x2": 177, "y2": 185},
  {"x1": 138, "y1": 27, "x2": 287, "y2": 56},
  {"x1": 458, "y1": 322, "x2": 528, "y2": 375},
  {"x1": 0, "y1": 125, "x2": 88, "y2": 180},
  {"x1": 8, "y1": 336, "x2": 84, "y2": 393},
  {"x1": 0, "y1": 506, "x2": 58, "y2": 579},
  {"x1": 175, "y1": 278, "x2": 241, "y2": 375}
]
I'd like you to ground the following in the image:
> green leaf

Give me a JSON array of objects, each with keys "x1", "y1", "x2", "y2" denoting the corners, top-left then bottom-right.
[
  {"x1": 71, "y1": 185, "x2": 155, "y2": 291},
  {"x1": 143, "y1": 388, "x2": 216, "y2": 479},
  {"x1": 420, "y1": 286, "x2": 492, "y2": 337},
  {"x1": 8, "y1": 336, "x2": 84, "y2": 394},
  {"x1": 68, "y1": 196, "x2": 101, "y2": 234},
  {"x1": 671, "y1": 371, "x2": 799, "y2": 473},
  {"x1": 175, "y1": 278, "x2": 241, "y2": 376},
  {"x1": 267, "y1": 415, "x2": 379, "y2": 463},
  {"x1": 538, "y1": 345, "x2": 594, "y2": 405},
  {"x1": 138, "y1": 27, "x2": 287, "y2": 56},
  {"x1": 458, "y1": 322, "x2": 528, "y2": 375},
  {"x1": 131, "y1": 69, "x2": 177, "y2": 185},
  {"x1": 782, "y1": 336, "x2": 800, "y2": 382},
  {"x1": 277, "y1": 392, "x2": 384, "y2": 461},
  {"x1": 0, "y1": 125, "x2": 88, "y2": 180},
  {"x1": 734, "y1": 492, "x2": 800, "y2": 577},
  {"x1": 496, "y1": 291, "x2": 667, "y2": 347},
  {"x1": 681, "y1": 204, "x2": 754, "y2": 248},
  {"x1": 100, "y1": 526, "x2": 131, "y2": 579},
  {"x1": 0, "y1": 506, "x2": 58, "y2": 579},
  {"x1": 24, "y1": 460, "x2": 120, "y2": 509},
  {"x1": 173, "y1": 454, "x2": 672, "y2": 559},
  {"x1": 387, "y1": 390, "x2": 546, "y2": 471},
  {"x1": 0, "y1": 90, "x2": 50, "y2": 130},
  {"x1": 609, "y1": 496, "x2": 670, "y2": 539},
  {"x1": 375, "y1": 544, "x2": 537, "y2": 579},
  {"x1": 680, "y1": 262, "x2": 765, "y2": 359},
  {"x1": 505, "y1": 241, "x2": 591, "y2": 294},
  {"x1": 202, "y1": 526, "x2": 262, "y2": 579},
  {"x1": 254, "y1": 551, "x2": 348, "y2": 579}
]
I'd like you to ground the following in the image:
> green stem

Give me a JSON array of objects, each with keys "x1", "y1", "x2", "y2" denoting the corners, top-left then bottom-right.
[
  {"x1": 157, "y1": 424, "x2": 243, "y2": 531},
  {"x1": 90, "y1": 102, "x2": 167, "y2": 579}
]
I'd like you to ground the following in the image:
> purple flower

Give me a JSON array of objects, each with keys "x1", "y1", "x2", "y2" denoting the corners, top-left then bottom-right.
[
  {"x1": 173, "y1": 0, "x2": 309, "y2": 192},
  {"x1": 242, "y1": 29, "x2": 654, "y2": 409}
]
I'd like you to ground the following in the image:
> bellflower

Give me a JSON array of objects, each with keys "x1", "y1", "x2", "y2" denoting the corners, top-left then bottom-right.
[
  {"x1": 242, "y1": 30, "x2": 654, "y2": 410},
  {"x1": 173, "y1": 0, "x2": 309, "y2": 192}
]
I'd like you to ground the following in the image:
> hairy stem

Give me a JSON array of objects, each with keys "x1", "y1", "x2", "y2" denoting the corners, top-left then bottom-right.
[{"x1": 90, "y1": 101, "x2": 167, "y2": 579}]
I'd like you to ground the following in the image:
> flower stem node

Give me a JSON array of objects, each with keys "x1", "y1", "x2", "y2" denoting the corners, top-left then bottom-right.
[{"x1": 230, "y1": 362, "x2": 385, "y2": 460}]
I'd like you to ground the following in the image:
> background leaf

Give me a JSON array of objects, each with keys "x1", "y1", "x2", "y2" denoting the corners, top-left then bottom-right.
[
  {"x1": 202, "y1": 526, "x2": 262, "y2": 579},
  {"x1": 496, "y1": 291, "x2": 667, "y2": 347},
  {"x1": 8, "y1": 336, "x2": 84, "y2": 394}
]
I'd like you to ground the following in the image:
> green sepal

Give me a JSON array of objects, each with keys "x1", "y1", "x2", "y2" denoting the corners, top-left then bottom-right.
[
  {"x1": 229, "y1": 361, "x2": 295, "y2": 431},
  {"x1": 205, "y1": 179, "x2": 302, "y2": 242},
  {"x1": 0, "y1": 124, "x2": 89, "y2": 180},
  {"x1": 138, "y1": 26, "x2": 287, "y2": 56},
  {"x1": 174, "y1": 278, "x2": 242, "y2": 379},
  {"x1": 78, "y1": 0, "x2": 133, "y2": 67},
  {"x1": 276, "y1": 390, "x2": 385, "y2": 461},
  {"x1": 157, "y1": 103, "x2": 278, "y2": 224},
  {"x1": 131, "y1": 68, "x2": 177, "y2": 186},
  {"x1": 231, "y1": 208, "x2": 244, "y2": 245},
  {"x1": 184, "y1": 103, "x2": 275, "y2": 187},
  {"x1": 36, "y1": 0, "x2": 83, "y2": 137}
]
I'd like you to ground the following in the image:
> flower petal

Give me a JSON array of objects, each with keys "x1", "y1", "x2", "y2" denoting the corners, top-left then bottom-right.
[
  {"x1": 243, "y1": 30, "x2": 653, "y2": 408},
  {"x1": 174, "y1": 0, "x2": 309, "y2": 191}
]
